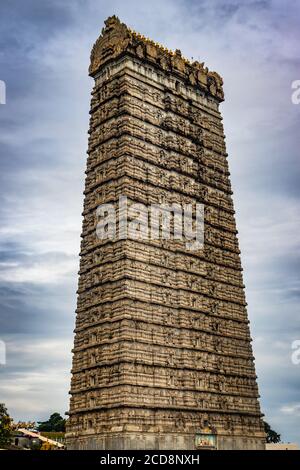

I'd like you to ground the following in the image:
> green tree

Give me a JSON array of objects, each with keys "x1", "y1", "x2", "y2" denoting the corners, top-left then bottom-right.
[
  {"x1": 0, "y1": 403, "x2": 12, "y2": 448},
  {"x1": 38, "y1": 413, "x2": 66, "y2": 432},
  {"x1": 264, "y1": 421, "x2": 281, "y2": 443}
]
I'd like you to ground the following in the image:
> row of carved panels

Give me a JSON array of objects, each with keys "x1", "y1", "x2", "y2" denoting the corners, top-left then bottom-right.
[
  {"x1": 89, "y1": 98, "x2": 201, "y2": 143},
  {"x1": 74, "y1": 299, "x2": 250, "y2": 338},
  {"x1": 90, "y1": 90, "x2": 224, "y2": 140},
  {"x1": 77, "y1": 259, "x2": 246, "y2": 305},
  {"x1": 71, "y1": 325, "x2": 252, "y2": 359},
  {"x1": 69, "y1": 397, "x2": 260, "y2": 419},
  {"x1": 80, "y1": 230, "x2": 242, "y2": 271},
  {"x1": 75, "y1": 303, "x2": 248, "y2": 334},
  {"x1": 84, "y1": 156, "x2": 233, "y2": 218},
  {"x1": 86, "y1": 166, "x2": 231, "y2": 208},
  {"x1": 83, "y1": 184, "x2": 234, "y2": 238},
  {"x1": 88, "y1": 115, "x2": 226, "y2": 158},
  {"x1": 91, "y1": 87, "x2": 223, "y2": 138},
  {"x1": 80, "y1": 243, "x2": 243, "y2": 289},
  {"x1": 71, "y1": 341, "x2": 256, "y2": 377},
  {"x1": 86, "y1": 149, "x2": 230, "y2": 194},
  {"x1": 83, "y1": 184, "x2": 233, "y2": 230},
  {"x1": 79, "y1": 239, "x2": 243, "y2": 286},
  {"x1": 83, "y1": 214, "x2": 235, "y2": 263},
  {"x1": 90, "y1": 70, "x2": 221, "y2": 114},
  {"x1": 80, "y1": 237, "x2": 237, "y2": 270},
  {"x1": 76, "y1": 277, "x2": 248, "y2": 322},
  {"x1": 86, "y1": 161, "x2": 232, "y2": 204},
  {"x1": 80, "y1": 237, "x2": 237, "y2": 268},
  {"x1": 91, "y1": 73, "x2": 222, "y2": 129},
  {"x1": 87, "y1": 179, "x2": 232, "y2": 230},
  {"x1": 81, "y1": 191, "x2": 238, "y2": 247},
  {"x1": 91, "y1": 204, "x2": 234, "y2": 254},
  {"x1": 72, "y1": 327, "x2": 253, "y2": 362},
  {"x1": 81, "y1": 216, "x2": 239, "y2": 259},
  {"x1": 83, "y1": 187, "x2": 236, "y2": 241},
  {"x1": 72, "y1": 333, "x2": 253, "y2": 366},
  {"x1": 70, "y1": 363, "x2": 258, "y2": 395},
  {"x1": 67, "y1": 406, "x2": 264, "y2": 434},
  {"x1": 87, "y1": 134, "x2": 231, "y2": 183},
  {"x1": 76, "y1": 275, "x2": 248, "y2": 319},
  {"x1": 73, "y1": 309, "x2": 250, "y2": 343},
  {"x1": 78, "y1": 266, "x2": 246, "y2": 306},
  {"x1": 88, "y1": 142, "x2": 197, "y2": 181},
  {"x1": 77, "y1": 253, "x2": 240, "y2": 287},
  {"x1": 69, "y1": 384, "x2": 260, "y2": 415},
  {"x1": 89, "y1": 94, "x2": 224, "y2": 143}
]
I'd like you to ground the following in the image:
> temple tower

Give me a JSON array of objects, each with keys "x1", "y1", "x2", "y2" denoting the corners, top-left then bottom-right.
[{"x1": 66, "y1": 16, "x2": 265, "y2": 450}]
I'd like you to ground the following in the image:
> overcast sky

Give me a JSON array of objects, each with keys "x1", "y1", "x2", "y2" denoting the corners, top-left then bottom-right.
[{"x1": 0, "y1": 0, "x2": 299, "y2": 443}]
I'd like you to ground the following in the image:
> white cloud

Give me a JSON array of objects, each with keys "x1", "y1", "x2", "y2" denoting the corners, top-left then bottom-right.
[
  {"x1": 1, "y1": 338, "x2": 72, "y2": 421},
  {"x1": 281, "y1": 404, "x2": 300, "y2": 416},
  {"x1": 0, "y1": 256, "x2": 77, "y2": 284}
]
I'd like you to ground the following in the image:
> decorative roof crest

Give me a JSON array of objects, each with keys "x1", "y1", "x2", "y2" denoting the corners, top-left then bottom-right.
[{"x1": 89, "y1": 16, "x2": 224, "y2": 101}]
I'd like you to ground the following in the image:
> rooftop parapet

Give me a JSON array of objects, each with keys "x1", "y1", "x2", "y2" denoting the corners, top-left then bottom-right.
[{"x1": 90, "y1": 15, "x2": 224, "y2": 102}]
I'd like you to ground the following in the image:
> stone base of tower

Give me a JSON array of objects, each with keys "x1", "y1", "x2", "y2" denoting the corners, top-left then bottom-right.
[{"x1": 66, "y1": 432, "x2": 265, "y2": 450}]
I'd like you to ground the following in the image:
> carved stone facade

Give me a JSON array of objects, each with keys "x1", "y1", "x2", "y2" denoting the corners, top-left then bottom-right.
[{"x1": 66, "y1": 16, "x2": 265, "y2": 450}]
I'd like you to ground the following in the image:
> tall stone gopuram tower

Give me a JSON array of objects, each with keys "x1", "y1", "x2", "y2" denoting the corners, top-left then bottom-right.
[{"x1": 66, "y1": 16, "x2": 265, "y2": 450}]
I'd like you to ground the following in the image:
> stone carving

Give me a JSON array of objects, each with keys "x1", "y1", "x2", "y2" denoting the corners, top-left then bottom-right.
[{"x1": 67, "y1": 17, "x2": 265, "y2": 450}]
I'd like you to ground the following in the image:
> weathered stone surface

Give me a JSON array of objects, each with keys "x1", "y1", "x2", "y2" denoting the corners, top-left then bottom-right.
[{"x1": 66, "y1": 16, "x2": 265, "y2": 450}]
